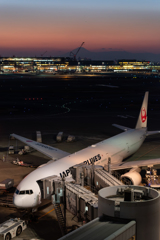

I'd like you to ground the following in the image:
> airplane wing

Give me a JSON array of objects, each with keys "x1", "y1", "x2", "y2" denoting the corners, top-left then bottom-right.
[
  {"x1": 147, "y1": 131, "x2": 160, "y2": 136},
  {"x1": 111, "y1": 159, "x2": 160, "y2": 171},
  {"x1": 112, "y1": 124, "x2": 131, "y2": 131},
  {"x1": 10, "y1": 133, "x2": 69, "y2": 160},
  {"x1": 113, "y1": 126, "x2": 160, "y2": 135}
]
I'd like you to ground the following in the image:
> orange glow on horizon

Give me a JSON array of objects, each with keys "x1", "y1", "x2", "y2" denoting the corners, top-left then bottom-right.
[{"x1": 0, "y1": 6, "x2": 160, "y2": 55}]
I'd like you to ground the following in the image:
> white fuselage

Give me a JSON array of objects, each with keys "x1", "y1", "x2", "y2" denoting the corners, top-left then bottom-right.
[{"x1": 13, "y1": 128, "x2": 146, "y2": 208}]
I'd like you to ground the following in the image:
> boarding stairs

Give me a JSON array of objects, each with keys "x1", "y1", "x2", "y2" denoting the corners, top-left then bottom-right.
[
  {"x1": 53, "y1": 202, "x2": 67, "y2": 236},
  {"x1": 95, "y1": 169, "x2": 123, "y2": 187}
]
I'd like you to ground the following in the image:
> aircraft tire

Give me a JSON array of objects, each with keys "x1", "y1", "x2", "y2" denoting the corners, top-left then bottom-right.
[
  {"x1": 5, "y1": 233, "x2": 11, "y2": 240},
  {"x1": 16, "y1": 226, "x2": 22, "y2": 236}
]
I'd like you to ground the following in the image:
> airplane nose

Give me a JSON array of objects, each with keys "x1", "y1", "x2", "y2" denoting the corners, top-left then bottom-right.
[{"x1": 13, "y1": 195, "x2": 22, "y2": 208}]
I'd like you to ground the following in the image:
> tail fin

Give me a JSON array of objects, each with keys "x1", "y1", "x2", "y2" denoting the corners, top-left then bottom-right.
[{"x1": 135, "y1": 92, "x2": 148, "y2": 129}]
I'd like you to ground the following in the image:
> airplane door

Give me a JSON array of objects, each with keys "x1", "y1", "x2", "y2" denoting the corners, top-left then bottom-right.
[
  {"x1": 37, "y1": 180, "x2": 44, "y2": 199},
  {"x1": 108, "y1": 157, "x2": 111, "y2": 173}
]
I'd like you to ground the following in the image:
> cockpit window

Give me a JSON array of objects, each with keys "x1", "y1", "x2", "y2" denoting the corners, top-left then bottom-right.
[
  {"x1": 15, "y1": 189, "x2": 19, "y2": 195},
  {"x1": 19, "y1": 191, "x2": 25, "y2": 195},
  {"x1": 26, "y1": 190, "x2": 33, "y2": 195},
  {"x1": 17, "y1": 190, "x2": 33, "y2": 195}
]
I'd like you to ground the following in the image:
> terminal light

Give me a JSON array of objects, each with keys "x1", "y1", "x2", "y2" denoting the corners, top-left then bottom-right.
[{"x1": 85, "y1": 206, "x2": 88, "y2": 212}]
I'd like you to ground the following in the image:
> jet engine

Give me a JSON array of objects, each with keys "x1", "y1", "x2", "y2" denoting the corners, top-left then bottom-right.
[{"x1": 120, "y1": 167, "x2": 142, "y2": 185}]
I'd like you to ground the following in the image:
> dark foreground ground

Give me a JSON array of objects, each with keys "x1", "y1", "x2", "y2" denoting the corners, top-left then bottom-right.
[
  {"x1": 0, "y1": 72, "x2": 160, "y2": 239},
  {"x1": 0, "y1": 72, "x2": 160, "y2": 135}
]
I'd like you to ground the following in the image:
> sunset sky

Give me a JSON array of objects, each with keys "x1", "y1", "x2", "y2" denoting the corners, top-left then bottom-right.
[{"x1": 0, "y1": 0, "x2": 160, "y2": 56}]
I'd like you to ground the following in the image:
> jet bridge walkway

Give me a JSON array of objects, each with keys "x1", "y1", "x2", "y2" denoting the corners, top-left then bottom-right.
[
  {"x1": 58, "y1": 218, "x2": 136, "y2": 240},
  {"x1": 95, "y1": 169, "x2": 123, "y2": 188}
]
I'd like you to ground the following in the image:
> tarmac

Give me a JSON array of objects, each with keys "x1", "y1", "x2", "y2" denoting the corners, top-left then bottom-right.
[{"x1": 0, "y1": 72, "x2": 160, "y2": 239}]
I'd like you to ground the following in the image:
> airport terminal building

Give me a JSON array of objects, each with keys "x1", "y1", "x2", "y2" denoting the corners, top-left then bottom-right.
[{"x1": 0, "y1": 57, "x2": 160, "y2": 73}]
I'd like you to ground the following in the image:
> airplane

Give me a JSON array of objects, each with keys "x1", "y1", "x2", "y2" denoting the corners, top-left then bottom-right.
[{"x1": 12, "y1": 92, "x2": 160, "y2": 208}]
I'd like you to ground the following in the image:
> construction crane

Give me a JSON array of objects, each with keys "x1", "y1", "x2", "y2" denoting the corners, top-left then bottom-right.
[
  {"x1": 41, "y1": 51, "x2": 47, "y2": 57},
  {"x1": 70, "y1": 42, "x2": 85, "y2": 61}
]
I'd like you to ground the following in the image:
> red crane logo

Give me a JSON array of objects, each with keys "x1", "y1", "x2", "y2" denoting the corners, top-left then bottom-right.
[{"x1": 141, "y1": 107, "x2": 146, "y2": 123}]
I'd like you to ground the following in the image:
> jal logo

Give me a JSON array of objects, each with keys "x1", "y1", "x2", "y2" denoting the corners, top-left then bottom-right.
[{"x1": 141, "y1": 107, "x2": 146, "y2": 123}]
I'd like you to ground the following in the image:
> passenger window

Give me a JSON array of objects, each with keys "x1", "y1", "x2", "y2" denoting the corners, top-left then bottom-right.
[
  {"x1": 26, "y1": 190, "x2": 29, "y2": 194},
  {"x1": 30, "y1": 190, "x2": 33, "y2": 194}
]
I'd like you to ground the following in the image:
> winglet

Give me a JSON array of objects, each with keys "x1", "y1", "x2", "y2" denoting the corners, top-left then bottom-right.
[{"x1": 135, "y1": 92, "x2": 149, "y2": 129}]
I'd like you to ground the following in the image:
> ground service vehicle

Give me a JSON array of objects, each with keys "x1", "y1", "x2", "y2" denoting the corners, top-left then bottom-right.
[
  {"x1": 8, "y1": 146, "x2": 14, "y2": 155},
  {"x1": 0, "y1": 218, "x2": 27, "y2": 240}
]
